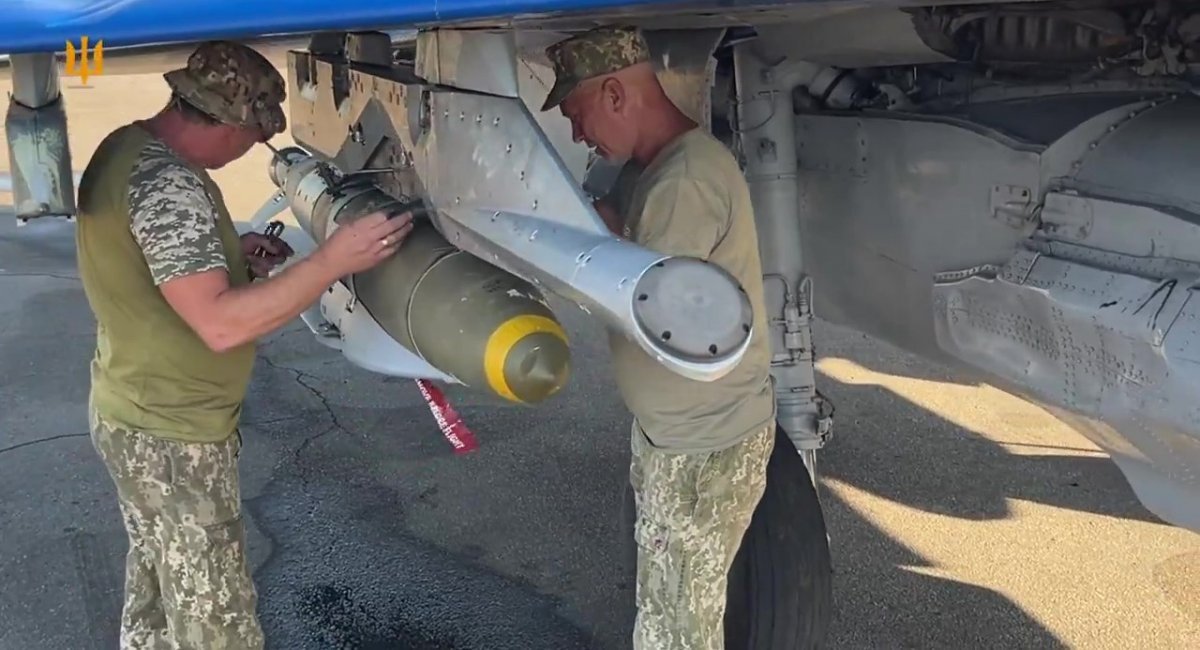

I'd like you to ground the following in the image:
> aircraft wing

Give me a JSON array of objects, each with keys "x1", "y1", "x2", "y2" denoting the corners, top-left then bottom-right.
[{"x1": 0, "y1": 0, "x2": 765, "y2": 54}]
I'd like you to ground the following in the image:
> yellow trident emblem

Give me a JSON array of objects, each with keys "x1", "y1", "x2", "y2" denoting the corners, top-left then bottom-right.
[{"x1": 65, "y1": 36, "x2": 104, "y2": 85}]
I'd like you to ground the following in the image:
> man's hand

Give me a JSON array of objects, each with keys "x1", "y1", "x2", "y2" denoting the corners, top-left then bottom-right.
[
  {"x1": 312, "y1": 210, "x2": 416, "y2": 277},
  {"x1": 240, "y1": 230, "x2": 295, "y2": 279}
]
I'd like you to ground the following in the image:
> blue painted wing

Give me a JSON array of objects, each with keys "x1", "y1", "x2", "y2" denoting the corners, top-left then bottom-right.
[{"x1": 0, "y1": 0, "x2": 716, "y2": 54}]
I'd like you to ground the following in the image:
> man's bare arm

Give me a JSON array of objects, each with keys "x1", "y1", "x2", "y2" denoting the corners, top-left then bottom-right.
[
  {"x1": 161, "y1": 250, "x2": 337, "y2": 353},
  {"x1": 160, "y1": 213, "x2": 412, "y2": 353},
  {"x1": 127, "y1": 149, "x2": 413, "y2": 353},
  {"x1": 594, "y1": 198, "x2": 624, "y2": 236},
  {"x1": 591, "y1": 158, "x2": 642, "y2": 237}
]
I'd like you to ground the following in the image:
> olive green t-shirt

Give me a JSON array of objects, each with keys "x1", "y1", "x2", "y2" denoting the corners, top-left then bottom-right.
[
  {"x1": 75, "y1": 123, "x2": 256, "y2": 443},
  {"x1": 606, "y1": 128, "x2": 776, "y2": 453}
]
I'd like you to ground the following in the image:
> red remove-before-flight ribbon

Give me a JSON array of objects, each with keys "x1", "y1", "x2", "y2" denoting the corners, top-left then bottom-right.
[{"x1": 415, "y1": 378, "x2": 479, "y2": 454}]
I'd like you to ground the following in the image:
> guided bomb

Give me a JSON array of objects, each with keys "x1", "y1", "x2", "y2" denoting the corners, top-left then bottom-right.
[{"x1": 269, "y1": 148, "x2": 571, "y2": 404}]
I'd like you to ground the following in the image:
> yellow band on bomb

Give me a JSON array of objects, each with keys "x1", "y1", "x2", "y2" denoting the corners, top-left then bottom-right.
[{"x1": 484, "y1": 314, "x2": 569, "y2": 403}]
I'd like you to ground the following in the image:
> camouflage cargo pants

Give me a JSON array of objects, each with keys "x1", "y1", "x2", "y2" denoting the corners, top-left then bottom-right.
[
  {"x1": 89, "y1": 409, "x2": 263, "y2": 650},
  {"x1": 629, "y1": 422, "x2": 775, "y2": 650}
]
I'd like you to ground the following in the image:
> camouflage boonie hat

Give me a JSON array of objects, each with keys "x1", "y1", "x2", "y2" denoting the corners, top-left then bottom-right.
[
  {"x1": 164, "y1": 41, "x2": 287, "y2": 138},
  {"x1": 540, "y1": 26, "x2": 650, "y2": 111}
]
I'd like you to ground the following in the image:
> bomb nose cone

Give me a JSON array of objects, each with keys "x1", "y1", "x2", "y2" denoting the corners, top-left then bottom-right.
[
  {"x1": 497, "y1": 329, "x2": 571, "y2": 403},
  {"x1": 505, "y1": 332, "x2": 572, "y2": 401}
]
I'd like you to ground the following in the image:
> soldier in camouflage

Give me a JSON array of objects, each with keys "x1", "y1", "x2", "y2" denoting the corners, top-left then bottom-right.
[
  {"x1": 75, "y1": 40, "x2": 416, "y2": 649},
  {"x1": 543, "y1": 27, "x2": 779, "y2": 650}
]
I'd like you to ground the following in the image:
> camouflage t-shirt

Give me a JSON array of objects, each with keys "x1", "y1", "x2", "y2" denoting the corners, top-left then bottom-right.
[
  {"x1": 128, "y1": 139, "x2": 232, "y2": 285},
  {"x1": 76, "y1": 123, "x2": 256, "y2": 444}
]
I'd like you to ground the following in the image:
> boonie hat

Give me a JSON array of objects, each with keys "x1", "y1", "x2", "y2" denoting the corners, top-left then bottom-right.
[{"x1": 164, "y1": 40, "x2": 287, "y2": 138}]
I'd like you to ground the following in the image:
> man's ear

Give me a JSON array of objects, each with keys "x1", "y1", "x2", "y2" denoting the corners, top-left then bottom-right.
[{"x1": 599, "y1": 77, "x2": 625, "y2": 112}]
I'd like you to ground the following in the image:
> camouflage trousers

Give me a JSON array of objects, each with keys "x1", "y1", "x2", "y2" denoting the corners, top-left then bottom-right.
[
  {"x1": 89, "y1": 410, "x2": 263, "y2": 650},
  {"x1": 629, "y1": 422, "x2": 775, "y2": 650}
]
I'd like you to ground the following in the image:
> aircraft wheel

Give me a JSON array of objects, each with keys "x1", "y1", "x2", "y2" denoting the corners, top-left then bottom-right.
[
  {"x1": 621, "y1": 423, "x2": 833, "y2": 648},
  {"x1": 724, "y1": 423, "x2": 833, "y2": 649}
]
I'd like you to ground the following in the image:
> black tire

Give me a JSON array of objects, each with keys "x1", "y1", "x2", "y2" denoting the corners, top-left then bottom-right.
[
  {"x1": 724, "y1": 423, "x2": 833, "y2": 649},
  {"x1": 621, "y1": 424, "x2": 833, "y2": 649}
]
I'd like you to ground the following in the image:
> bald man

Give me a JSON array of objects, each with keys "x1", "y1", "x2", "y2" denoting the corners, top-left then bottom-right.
[{"x1": 543, "y1": 27, "x2": 777, "y2": 650}]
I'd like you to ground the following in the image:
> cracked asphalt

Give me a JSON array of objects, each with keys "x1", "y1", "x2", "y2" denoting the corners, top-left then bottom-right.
[{"x1": 3, "y1": 68, "x2": 1200, "y2": 650}]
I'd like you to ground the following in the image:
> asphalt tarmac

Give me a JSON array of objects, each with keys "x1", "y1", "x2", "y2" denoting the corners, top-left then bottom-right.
[{"x1": 2, "y1": 65, "x2": 1199, "y2": 650}]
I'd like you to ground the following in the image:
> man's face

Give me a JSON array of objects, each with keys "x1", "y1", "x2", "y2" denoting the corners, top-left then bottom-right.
[
  {"x1": 204, "y1": 123, "x2": 267, "y2": 169},
  {"x1": 559, "y1": 79, "x2": 635, "y2": 162}
]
